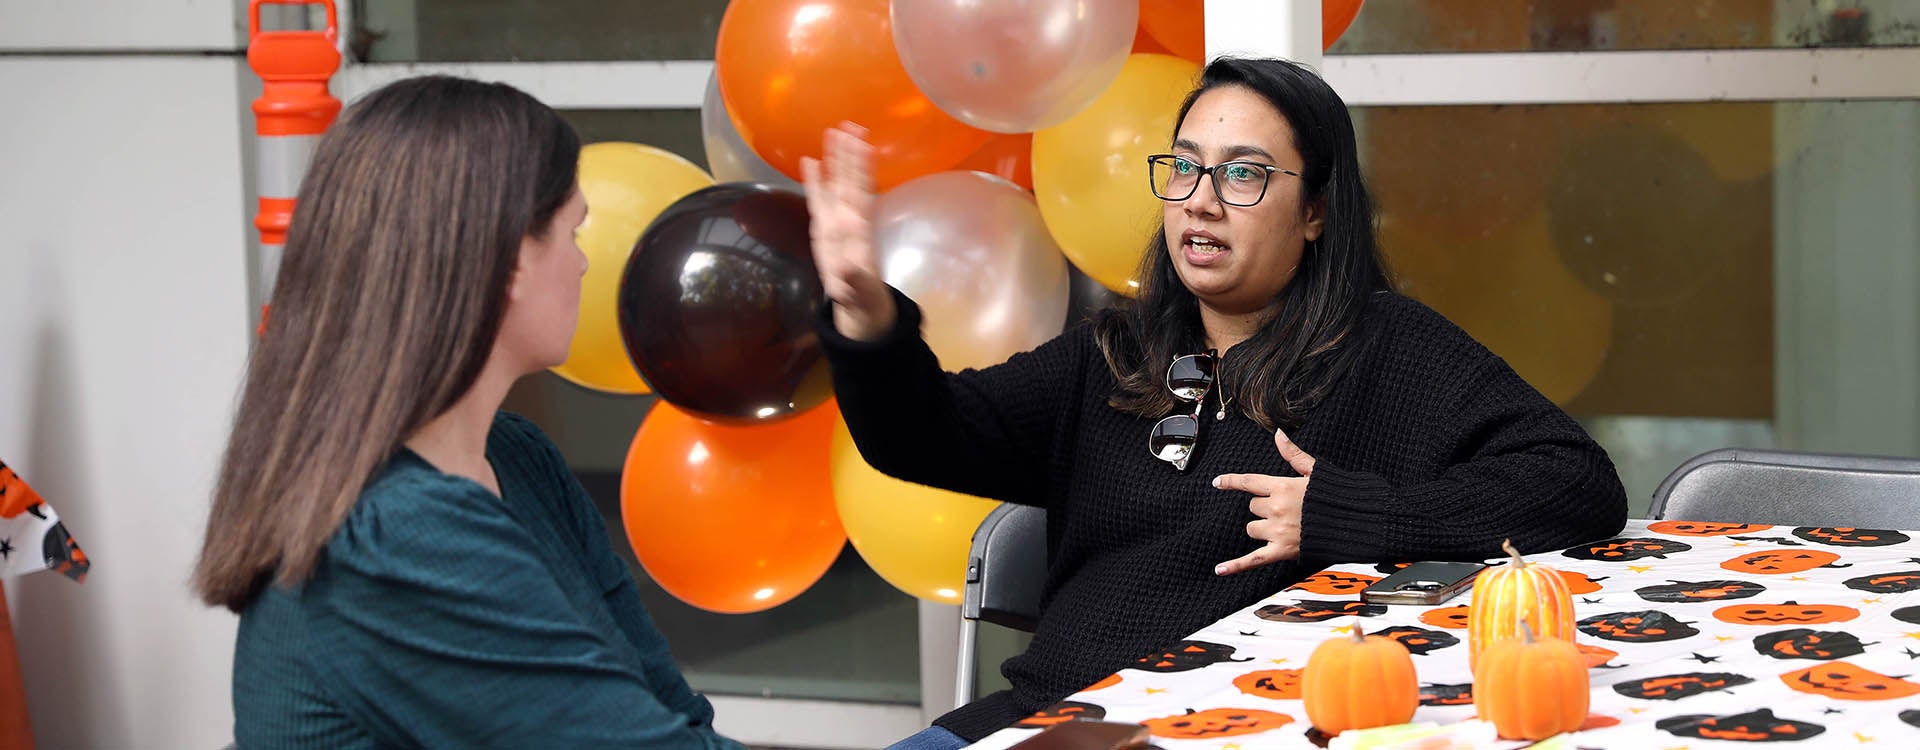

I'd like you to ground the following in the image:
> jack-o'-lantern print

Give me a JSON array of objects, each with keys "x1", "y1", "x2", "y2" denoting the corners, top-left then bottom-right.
[
  {"x1": 1289, "y1": 570, "x2": 1382, "y2": 596},
  {"x1": 1015, "y1": 701, "x2": 1106, "y2": 727},
  {"x1": 1656, "y1": 708, "x2": 1825, "y2": 742},
  {"x1": 1842, "y1": 570, "x2": 1920, "y2": 594},
  {"x1": 1636, "y1": 579, "x2": 1767, "y2": 603},
  {"x1": 1753, "y1": 628, "x2": 1869, "y2": 661},
  {"x1": 1580, "y1": 714, "x2": 1622, "y2": 731},
  {"x1": 1714, "y1": 602, "x2": 1859, "y2": 626},
  {"x1": 1792, "y1": 527, "x2": 1911, "y2": 547},
  {"x1": 1563, "y1": 537, "x2": 1692, "y2": 562},
  {"x1": 1141, "y1": 708, "x2": 1294, "y2": 739},
  {"x1": 1233, "y1": 668, "x2": 1303, "y2": 700},
  {"x1": 1578, "y1": 642, "x2": 1621, "y2": 668},
  {"x1": 1255, "y1": 600, "x2": 1386, "y2": 623},
  {"x1": 1578, "y1": 611, "x2": 1700, "y2": 643},
  {"x1": 1558, "y1": 569, "x2": 1606, "y2": 594},
  {"x1": 1133, "y1": 640, "x2": 1253, "y2": 672},
  {"x1": 1085, "y1": 673, "x2": 1121, "y2": 691},
  {"x1": 1419, "y1": 605, "x2": 1471, "y2": 630},
  {"x1": 1781, "y1": 661, "x2": 1920, "y2": 701},
  {"x1": 1613, "y1": 672, "x2": 1754, "y2": 701},
  {"x1": 1721, "y1": 549, "x2": 1847, "y2": 575},
  {"x1": 1892, "y1": 605, "x2": 1920, "y2": 625},
  {"x1": 1648, "y1": 521, "x2": 1772, "y2": 536},
  {"x1": 1418, "y1": 683, "x2": 1474, "y2": 706},
  {"x1": 1373, "y1": 625, "x2": 1459, "y2": 655}
]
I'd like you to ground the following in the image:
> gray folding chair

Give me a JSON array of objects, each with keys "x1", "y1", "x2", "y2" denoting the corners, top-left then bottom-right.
[
  {"x1": 1649, "y1": 448, "x2": 1920, "y2": 528},
  {"x1": 954, "y1": 503, "x2": 1047, "y2": 710}
]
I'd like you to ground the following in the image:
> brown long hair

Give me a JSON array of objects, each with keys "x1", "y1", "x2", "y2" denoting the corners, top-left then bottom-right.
[
  {"x1": 1095, "y1": 57, "x2": 1390, "y2": 430},
  {"x1": 194, "y1": 76, "x2": 580, "y2": 611}
]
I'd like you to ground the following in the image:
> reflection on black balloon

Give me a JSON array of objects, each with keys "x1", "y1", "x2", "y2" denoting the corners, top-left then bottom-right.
[{"x1": 618, "y1": 183, "x2": 830, "y2": 423}]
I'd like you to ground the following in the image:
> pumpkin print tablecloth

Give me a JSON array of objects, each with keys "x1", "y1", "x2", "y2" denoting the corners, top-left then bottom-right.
[{"x1": 968, "y1": 520, "x2": 1920, "y2": 748}]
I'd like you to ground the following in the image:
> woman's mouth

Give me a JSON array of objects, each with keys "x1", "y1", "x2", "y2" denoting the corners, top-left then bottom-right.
[{"x1": 1183, "y1": 232, "x2": 1230, "y2": 265}]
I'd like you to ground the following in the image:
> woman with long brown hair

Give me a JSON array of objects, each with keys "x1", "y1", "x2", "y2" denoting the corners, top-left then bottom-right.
[{"x1": 194, "y1": 76, "x2": 741, "y2": 749}]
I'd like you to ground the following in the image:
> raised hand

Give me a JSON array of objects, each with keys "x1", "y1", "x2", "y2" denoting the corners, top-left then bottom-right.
[
  {"x1": 800, "y1": 122, "x2": 896, "y2": 341},
  {"x1": 1211, "y1": 427, "x2": 1317, "y2": 575}
]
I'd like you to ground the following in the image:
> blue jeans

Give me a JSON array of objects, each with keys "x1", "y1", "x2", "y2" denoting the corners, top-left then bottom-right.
[{"x1": 887, "y1": 725, "x2": 970, "y2": 750}]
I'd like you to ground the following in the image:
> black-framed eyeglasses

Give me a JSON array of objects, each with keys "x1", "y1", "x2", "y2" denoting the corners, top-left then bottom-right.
[
  {"x1": 1148, "y1": 351, "x2": 1216, "y2": 471},
  {"x1": 1147, "y1": 154, "x2": 1301, "y2": 207}
]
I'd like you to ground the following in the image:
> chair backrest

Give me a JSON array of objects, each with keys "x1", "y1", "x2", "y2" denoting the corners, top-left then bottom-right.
[
  {"x1": 962, "y1": 503, "x2": 1047, "y2": 632},
  {"x1": 1650, "y1": 448, "x2": 1920, "y2": 528}
]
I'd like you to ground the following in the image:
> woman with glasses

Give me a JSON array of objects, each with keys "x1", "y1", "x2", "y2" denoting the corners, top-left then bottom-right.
[{"x1": 804, "y1": 57, "x2": 1627, "y2": 749}]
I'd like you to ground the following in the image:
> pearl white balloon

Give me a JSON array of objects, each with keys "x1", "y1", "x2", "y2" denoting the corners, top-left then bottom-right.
[{"x1": 873, "y1": 172, "x2": 1070, "y2": 371}]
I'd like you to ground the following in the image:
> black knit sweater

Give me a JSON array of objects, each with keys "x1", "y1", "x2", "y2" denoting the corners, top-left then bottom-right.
[{"x1": 817, "y1": 288, "x2": 1628, "y2": 741}]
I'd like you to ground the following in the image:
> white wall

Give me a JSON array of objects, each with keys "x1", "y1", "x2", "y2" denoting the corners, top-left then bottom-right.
[
  {"x1": 0, "y1": 8, "x2": 253, "y2": 746},
  {"x1": 0, "y1": 0, "x2": 244, "y2": 51}
]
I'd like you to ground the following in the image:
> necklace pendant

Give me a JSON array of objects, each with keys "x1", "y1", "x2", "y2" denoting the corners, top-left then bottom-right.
[{"x1": 1216, "y1": 405, "x2": 1228, "y2": 421}]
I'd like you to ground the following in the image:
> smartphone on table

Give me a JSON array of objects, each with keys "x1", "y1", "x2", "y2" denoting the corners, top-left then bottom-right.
[{"x1": 1359, "y1": 561, "x2": 1488, "y2": 605}]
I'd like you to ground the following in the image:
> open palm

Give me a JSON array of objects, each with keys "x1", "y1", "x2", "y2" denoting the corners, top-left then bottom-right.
[{"x1": 800, "y1": 122, "x2": 895, "y2": 340}]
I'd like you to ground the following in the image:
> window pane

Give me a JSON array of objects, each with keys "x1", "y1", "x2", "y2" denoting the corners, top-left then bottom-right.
[
  {"x1": 351, "y1": 0, "x2": 727, "y2": 62},
  {"x1": 1357, "y1": 98, "x2": 1920, "y2": 511},
  {"x1": 1330, "y1": 0, "x2": 1920, "y2": 53}
]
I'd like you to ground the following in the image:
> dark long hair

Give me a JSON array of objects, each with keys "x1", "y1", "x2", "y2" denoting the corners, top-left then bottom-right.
[
  {"x1": 1095, "y1": 57, "x2": 1390, "y2": 430},
  {"x1": 194, "y1": 76, "x2": 580, "y2": 611}
]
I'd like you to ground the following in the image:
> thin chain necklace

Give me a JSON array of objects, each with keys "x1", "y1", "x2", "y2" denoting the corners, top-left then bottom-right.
[{"x1": 1214, "y1": 355, "x2": 1231, "y2": 421}]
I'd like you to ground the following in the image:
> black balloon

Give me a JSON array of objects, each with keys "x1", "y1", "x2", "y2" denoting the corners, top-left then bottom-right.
[{"x1": 618, "y1": 183, "x2": 830, "y2": 423}]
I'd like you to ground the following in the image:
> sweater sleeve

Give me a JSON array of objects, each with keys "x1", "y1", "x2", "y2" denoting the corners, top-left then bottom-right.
[
  {"x1": 1298, "y1": 340, "x2": 1628, "y2": 562},
  {"x1": 494, "y1": 413, "x2": 728, "y2": 737},
  {"x1": 818, "y1": 288, "x2": 1088, "y2": 506},
  {"x1": 304, "y1": 478, "x2": 744, "y2": 750}
]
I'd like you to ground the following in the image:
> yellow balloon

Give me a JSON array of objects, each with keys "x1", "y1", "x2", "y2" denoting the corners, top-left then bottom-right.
[
  {"x1": 1032, "y1": 53, "x2": 1200, "y2": 294},
  {"x1": 829, "y1": 415, "x2": 1002, "y2": 604},
  {"x1": 550, "y1": 142, "x2": 716, "y2": 394}
]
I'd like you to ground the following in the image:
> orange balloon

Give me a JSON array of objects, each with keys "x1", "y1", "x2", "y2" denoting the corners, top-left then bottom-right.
[
  {"x1": 620, "y1": 401, "x2": 846, "y2": 614},
  {"x1": 1325, "y1": 0, "x2": 1366, "y2": 50},
  {"x1": 1138, "y1": 0, "x2": 1204, "y2": 62},
  {"x1": 1138, "y1": 0, "x2": 1366, "y2": 61},
  {"x1": 715, "y1": 0, "x2": 990, "y2": 190},
  {"x1": 954, "y1": 133, "x2": 1034, "y2": 192},
  {"x1": 1132, "y1": 18, "x2": 1175, "y2": 56}
]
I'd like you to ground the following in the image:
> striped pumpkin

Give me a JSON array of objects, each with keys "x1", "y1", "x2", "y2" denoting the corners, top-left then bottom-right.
[{"x1": 1468, "y1": 539, "x2": 1576, "y2": 673}]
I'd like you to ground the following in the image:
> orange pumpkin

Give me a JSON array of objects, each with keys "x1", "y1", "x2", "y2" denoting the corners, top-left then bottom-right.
[
  {"x1": 1469, "y1": 540, "x2": 1577, "y2": 672},
  {"x1": 1233, "y1": 668, "x2": 1303, "y2": 699},
  {"x1": 1141, "y1": 707, "x2": 1294, "y2": 739},
  {"x1": 1720, "y1": 549, "x2": 1845, "y2": 575},
  {"x1": 1420, "y1": 605, "x2": 1472, "y2": 630},
  {"x1": 1714, "y1": 601, "x2": 1860, "y2": 626},
  {"x1": 1648, "y1": 520, "x2": 1771, "y2": 536},
  {"x1": 1302, "y1": 627, "x2": 1418, "y2": 735},
  {"x1": 1475, "y1": 621, "x2": 1590, "y2": 741},
  {"x1": 1291, "y1": 570, "x2": 1383, "y2": 595},
  {"x1": 1781, "y1": 661, "x2": 1920, "y2": 701}
]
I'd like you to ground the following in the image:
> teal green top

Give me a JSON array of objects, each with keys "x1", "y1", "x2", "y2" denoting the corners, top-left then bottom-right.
[{"x1": 232, "y1": 412, "x2": 742, "y2": 749}]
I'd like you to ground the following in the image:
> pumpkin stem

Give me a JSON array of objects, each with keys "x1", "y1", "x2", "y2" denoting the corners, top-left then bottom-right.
[
  {"x1": 1349, "y1": 625, "x2": 1367, "y2": 644},
  {"x1": 1501, "y1": 538, "x2": 1525, "y2": 569},
  {"x1": 1519, "y1": 617, "x2": 1537, "y2": 644}
]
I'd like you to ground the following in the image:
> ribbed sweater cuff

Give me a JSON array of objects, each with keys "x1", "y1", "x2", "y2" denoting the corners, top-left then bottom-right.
[
  {"x1": 813, "y1": 287, "x2": 923, "y2": 359},
  {"x1": 1299, "y1": 463, "x2": 1403, "y2": 561}
]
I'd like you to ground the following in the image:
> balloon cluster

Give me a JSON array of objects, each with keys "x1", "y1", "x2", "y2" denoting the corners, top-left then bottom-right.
[{"x1": 550, "y1": 0, "x2": 1364, "y2": 613}]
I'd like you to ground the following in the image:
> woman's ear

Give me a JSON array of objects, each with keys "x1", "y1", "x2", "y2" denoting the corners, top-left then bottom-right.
[
  {"x1": 1303, "y1": 196, "x2": 1327, "y2": 242},
  {"x1": 505, "y1": 236, "x2": 536, "y2": 302}
]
